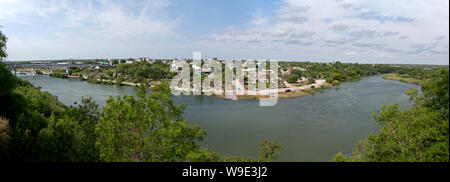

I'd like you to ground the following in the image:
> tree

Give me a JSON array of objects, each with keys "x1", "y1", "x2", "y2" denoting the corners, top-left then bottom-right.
[
  {"x1": 0, "y1": 29, "x2": 13, "y2": 95},
  {"x1": 0, "y1": 61, "x2": 19, "y2": 122},
  {"x1": 286, "y1": 74, "x2": 299, "y2": 83},
  {"x1": 0, "y1": 26, "x2": 7, "y2": 61},
  {"x1": 259, "y1": 140, "x2": 283, "y2": 162},
  {"x1": 0, "y1": 62, "x2": 17, "y2": 95},
  {"x1": 37, "y1": 97, "x2": 100, "y2": 162},
  {"x1": 422, "y1": 68, "x2": 449, "y2": 120},
  {"x1": 0, "y1": 31, "x2": 284, "y2": 162},
  {"x1": 95, "y1": 82, "x2": 207, "y2": 161},
  {"x1": 115, "y1": 75, "x2": 124, "y2": 86},
  {"x1": 0, "y1": 117, "x2": 11, "y2": 154},
  {"x1": 334, "y1": 69, "x2": 449, "y2": 162}
]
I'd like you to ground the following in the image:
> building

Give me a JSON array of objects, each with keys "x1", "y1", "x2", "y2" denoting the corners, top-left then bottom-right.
[
  {"x1": 292, "y1": 66, "x2": 306, "y2": 71},
  {"x1": 125, "y1": 59, "x2": 135, "y2": 64}
]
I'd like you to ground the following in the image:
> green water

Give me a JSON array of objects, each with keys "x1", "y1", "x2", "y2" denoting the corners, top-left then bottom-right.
[{"x1": 20, "y1": 74, "x2": 420, "y2": 161}]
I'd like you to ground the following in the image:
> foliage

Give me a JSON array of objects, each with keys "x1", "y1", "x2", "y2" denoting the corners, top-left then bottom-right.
[
  {"x1": 1, "y1": 66, "x2": 284, "y2": 162},
  {"x1": 421, "y1": 68, "x2": 449, "y2": 120},
  {"x1": 96, "y1": 83, "x2": 205, "y2": 161},
  {"x1": 115, "y1": 75, "x2": 124, "y2": 86},
  {"x1": 0, "y1": 75, "x2": 69, "y2": 161},
  {"x1": 0, "y1": 27, "x2": 7, "y2": 60},
  {"x1": 37, "y1": 98, "x2": 100, "y2": 162},
  {"x1": 280, "y1": 61, "x2": 397, "y2": 85},
  {"x1": 383, "y1": 73, "x2": 425, "y2": 85},
  {"x1": 334, "y1": 68, "x2": 449, "y2": 162},
  {"x1": 50, "y1": 72, "x2": 68, "y2": 79},
  {"x1": 0, "y1": 117, "x2": 11, "y2": 151},
  {"x1": 258, "y1": 139, "x2": 283, "y2": 162},
  {"x1": 186, "y1": 140, "x2": 283, "y2": 162},
  {"x1": 383, "y1": 66, "x2": 444, "y2": 85},
  {"x1": 286, "y1": 74, "x2": 299, "y2": 83},
  {"x1": 115, "y1": 61, "x2": 175, "y2": 82},
  {"x1": 0, "y1": 63, "x2": 17, "y2": 95}
]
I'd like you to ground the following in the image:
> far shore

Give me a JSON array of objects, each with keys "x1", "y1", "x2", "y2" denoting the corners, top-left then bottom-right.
[
  {"x1": 382, "y1": 73, "x2": 426, "y2": 85},
  {"x1": 19, "y1": 70, "x2": 335, "y2": 100}
]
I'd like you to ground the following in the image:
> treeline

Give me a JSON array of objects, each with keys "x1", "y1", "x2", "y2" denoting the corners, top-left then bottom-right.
[
  {"x1": 0, "y1": 28, "x2": 280, "y2": 162},
  {"x1": 382, "y1": 65, "x2": 446, "y2": 85},
  {"x1": 115, "y1": 61, "x2": 175, "y2": 83},
  {"x1": 72, "y1": 60, "x2": 398, "y2": 88},
  {"x1": 280, "y1": 61, "x2": 397, "y2": 85},
  {"x1": 65, "y1": 61, "x2": 175, "y2": 86},
  {"x1": 0, "y1": 62, "x2": 282, "y2": 162},
  {"x1": 334, "y1": 68, "x2": 449, "y2": 162}
]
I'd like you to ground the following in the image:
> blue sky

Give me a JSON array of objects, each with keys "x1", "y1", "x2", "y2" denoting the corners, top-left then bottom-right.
[{"x1": 0, "y1": 0, "x2": 448, "y2": 64}]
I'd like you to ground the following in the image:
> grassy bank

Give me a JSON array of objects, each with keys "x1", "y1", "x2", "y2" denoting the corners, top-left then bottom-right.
[{"x1": 382, "y1": 73, "x2": 426, "y2": 85}]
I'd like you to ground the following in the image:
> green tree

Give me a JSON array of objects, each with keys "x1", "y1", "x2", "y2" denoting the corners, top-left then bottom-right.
[
  {"x1": 0, "y1": 116, "x2": 11, "y2": 155},
  {"x1": 334, "y1": 69, "x2": 449, "y2": 162},
  {"x1": 0, "y1": 26, "x2": 7, "y2": 61},
  {"x1": 286, "y1": 74, "x2": 299, "y2": 83},
  {"x1": 95, "y1": 82, "x2": 206, "y2": 161},
  {"x1": 259, "y1": 139, "x2": 283, "y2": 162},
  {"x1": 37, "y1": 97, "x2": 100, "y2": 162},
  {"x1": 421, "y1": 68, "x2": 449, "y2": 120},
  {"x1": 1, "y1": 30, "x2": 283, "y2": 162},
  {"x1": 115, "y1": 75, "x2": 125, "y2": 86}
]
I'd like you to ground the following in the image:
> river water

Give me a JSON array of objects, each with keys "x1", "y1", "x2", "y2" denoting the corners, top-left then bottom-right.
[{"x1": 19, "y1": 74, "x2": 420, "y2": 161}]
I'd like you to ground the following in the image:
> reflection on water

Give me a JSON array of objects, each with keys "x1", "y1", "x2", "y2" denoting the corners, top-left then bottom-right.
[{"x1": 20, "y1": 75, "x2": 420, "y2": 161}]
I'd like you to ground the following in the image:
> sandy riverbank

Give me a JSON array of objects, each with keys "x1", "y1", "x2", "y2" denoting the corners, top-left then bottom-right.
[
  {"x1": 214, "y1": 79, "x2": 332, "y2": 100},
  {"x1": 66, "y1": 75, "x2": 332, "y2": 100}
]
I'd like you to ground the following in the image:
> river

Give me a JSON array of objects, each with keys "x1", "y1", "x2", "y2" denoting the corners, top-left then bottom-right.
[{"x1": 19, "y1": 74, "x2": 420, "y2": 161}]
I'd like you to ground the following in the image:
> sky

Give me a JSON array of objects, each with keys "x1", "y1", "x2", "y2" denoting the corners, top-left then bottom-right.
[{"x1": 0, "y1": 0, "x2": 448, "y2": 65}]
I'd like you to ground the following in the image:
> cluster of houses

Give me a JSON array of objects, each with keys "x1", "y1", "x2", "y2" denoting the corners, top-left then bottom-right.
[
  {"x1": 280, "y1": 66, "x2": 307, "y2": 75},
  {"x1": 170, "y1": 59, "x2": 309, "y2": 80},
  {"x1": 117, "y1": 58, "x2": 172, "y2": 65}
]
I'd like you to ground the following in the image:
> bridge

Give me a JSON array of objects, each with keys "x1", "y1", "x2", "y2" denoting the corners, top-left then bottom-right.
[
  {"x1": 8, "y1": 63, "x2": 101, "y2": 69},
  {"x1": 7, "y1": 63, "x2": 112, "y2": 76}
]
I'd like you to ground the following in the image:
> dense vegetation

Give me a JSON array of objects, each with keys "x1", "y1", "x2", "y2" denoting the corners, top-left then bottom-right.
[
  {"x1": 0, "y1": 28, "x2": 6, "y2": 61},
  {"x1": 116, "y1": 61, "x2": 175, "y2": 82},
  {"x1": 382, "y1": 65, "x2": 443, "y2": 85},
  {"x1": 2, "y1": 28, "x2": 448, "y2": 162},
  {"x1": 50, "y1": 72, "x2": 69, "y2": 78},
  {"x1": 279, "y1": 61, "x2": 397, "y2": 85},
  {"x1": 0, "y1": 29, "x2": 281, "y2": 162},
  {"x1": 1, "y1": 62, "x2": 283, "y2": 162},
  {"x1": 48, "y1": 59, "x2": 399, "y2": 90},
  {"x1": 334, "y1": 68, "x2": 449, "y2": 162},
  {"x1": 61, "y1": 61, "x2": 175, "y2": 85}
]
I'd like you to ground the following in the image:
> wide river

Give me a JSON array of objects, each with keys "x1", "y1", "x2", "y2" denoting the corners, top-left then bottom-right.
[{"x1": 19, "y1": 74, "x2": 420, "y2": 161}]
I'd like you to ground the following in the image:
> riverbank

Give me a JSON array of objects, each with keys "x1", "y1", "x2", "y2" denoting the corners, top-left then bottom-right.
[
  {"x1": 64, "y1": 75, "x2": 146, "y2": 87},
  {"x1": 57, "y1": 74, "x2": 339, "y2": 100},
  {"x1": 382, "y1": 73, "x2": 426, "y2": 85},
  {"x1": 18, "y1": 74, "x2": 419, "y2": 161},
  {"x1": 215, "y1": 80, "x2": 333, "y2": 100}
]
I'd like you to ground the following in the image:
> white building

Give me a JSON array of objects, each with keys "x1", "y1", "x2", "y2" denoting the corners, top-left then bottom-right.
[{"x1": 292, "y1": 66, "x2": 307, "y2": 71}]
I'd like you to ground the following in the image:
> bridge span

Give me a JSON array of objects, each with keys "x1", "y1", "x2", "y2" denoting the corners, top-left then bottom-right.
[{"x1": 7, "y1": 63, "x2": 112, "y2": 76}]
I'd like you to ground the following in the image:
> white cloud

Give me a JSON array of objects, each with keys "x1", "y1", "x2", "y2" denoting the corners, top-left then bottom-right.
[
  {"x1": 0, "y1": 0, "x2": 177, "y2": 39},
  {"x1": 204, "y1": 0, "x2": 449, "y2": 64},
  {"x1": 1, "y1": 0, "x2": 448, "y2": 64},
  {"x1": 0, "y1": 0, "x2": 180, "y2": 60}
]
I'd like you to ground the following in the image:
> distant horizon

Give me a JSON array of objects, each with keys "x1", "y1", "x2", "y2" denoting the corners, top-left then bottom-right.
[{"x1": 5, "y1": 57, "x2": 449, "y2": 66}]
